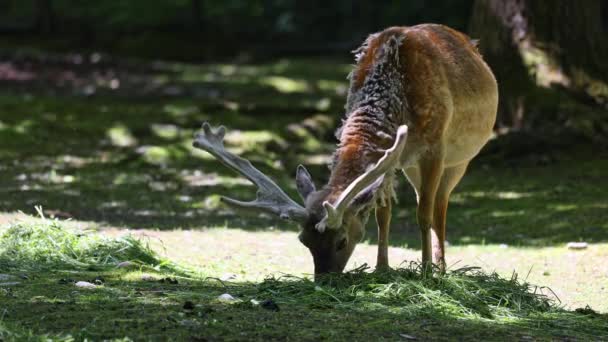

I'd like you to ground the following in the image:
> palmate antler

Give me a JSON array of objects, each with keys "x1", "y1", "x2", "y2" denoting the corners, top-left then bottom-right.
[
  {"x1": 316, "y1": 125, "x2": 408, "y2": 232},
  {"x1": 193, "y1": 122, "x2": 308, "y2": 223}
]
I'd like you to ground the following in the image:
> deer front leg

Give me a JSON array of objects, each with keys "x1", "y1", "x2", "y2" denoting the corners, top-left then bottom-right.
[{"x1": 375, "y1": 199, "x2": 392, "y2": 270}]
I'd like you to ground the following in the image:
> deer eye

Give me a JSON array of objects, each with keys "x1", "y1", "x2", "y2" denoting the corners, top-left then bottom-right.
[{"x1": 336, "y1": 237, "x2": 347, "y2": 251}]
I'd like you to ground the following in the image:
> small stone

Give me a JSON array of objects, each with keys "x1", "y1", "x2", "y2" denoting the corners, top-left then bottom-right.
[
  {"x1": 75, "y1": 281, "x2": 97, "y2": 289},
  {"x1": 567, "y1": 242, "x2": 588, "y2": 250},
  {"x1": 117, "y1": 261, "x2": 136, "y2": 268},
  {"x1": 399, "y1": 333, "x2": 417, "y2": 340},
  {"x1": 217, "y1": 293, "x2": 238, "y2": 302},
  {"x1": 220, "y1": 273, "x2": 237, "y2": 281}
]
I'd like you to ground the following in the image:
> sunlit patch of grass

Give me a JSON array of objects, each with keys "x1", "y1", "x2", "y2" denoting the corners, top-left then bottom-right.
[
  {"x1": 224, "y1": 129, "x2": 282, "y2": 148},
  {"x1": 162, "y1": 104, "x2": 200, "y2": 118},
  {"x1": 456, "y1": 190, "x2": 535, "y2": 201},
  {"x1": 11, "y1": 119, "x2": 35, "y2": 134},
  {"x1": 259, "y1": 76, "x2": 309, "y2": 93},
  {"x1": 0, "y1": 211, "x2": 162, "y2": 271},
  {"x1": 106, "y1": 124, "x2": 138, "y2": 147},
  {"x1": 150, "y1": 123, "x2": 180, "y2": 140},
  {"x1": 547, "y1": 204, "x2": 579, "y2": 212},
  {"x1": 139, "y1": 145, "x2": 188, "y2": 165},
  {"x1": 490, "y1": 210, "x2": 526, "y2": 218}
]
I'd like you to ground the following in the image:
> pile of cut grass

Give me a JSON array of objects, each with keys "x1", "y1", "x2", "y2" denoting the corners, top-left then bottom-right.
[
  {"x1": 0, "y1": 212, "x2": 162, "y2": 272},
  {"x1": 226, "y1": 266, "x2": 606, "y2": 339},
  {"x1": 251, "y1": 263, "x2": 556, "y2": 319}
]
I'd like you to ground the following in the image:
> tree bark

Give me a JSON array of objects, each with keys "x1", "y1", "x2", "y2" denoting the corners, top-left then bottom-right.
[{"x1": 469, "y1": 0, "x2": 608, "y2": 130}]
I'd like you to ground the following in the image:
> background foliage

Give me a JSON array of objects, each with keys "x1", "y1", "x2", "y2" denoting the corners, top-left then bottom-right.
[{"x1": 0, "y1": 0, "x2": 473, "y2": 59}]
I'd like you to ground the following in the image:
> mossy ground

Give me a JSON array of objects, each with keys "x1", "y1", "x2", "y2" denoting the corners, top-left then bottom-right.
[{"x1": 0, "y1": 53, "x2": 607, "y2": 340}]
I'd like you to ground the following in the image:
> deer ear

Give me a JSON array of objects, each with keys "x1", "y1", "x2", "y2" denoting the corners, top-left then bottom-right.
[{"x1": 296, "y1": 165, "x2": 316, "y2": 201}]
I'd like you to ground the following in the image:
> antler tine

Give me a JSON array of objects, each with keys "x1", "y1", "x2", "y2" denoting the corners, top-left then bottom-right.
[
  {"x1": 318, "y1": 125, "x2": 408, "y2": 232},
  {"x1": 193, "y1": 122, "x2": 308, "y2": 223}
]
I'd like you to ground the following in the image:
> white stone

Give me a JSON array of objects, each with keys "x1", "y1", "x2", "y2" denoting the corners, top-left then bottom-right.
[
  {"x1": 116, "y1": 261, "x2": 136, "y2": 268},
  {"x1": 220, "y1": 273, "x2": 237, "y2": 281},
  {"x1": 567, "y1": 242, "x2": 588, "y2": 250},
  {"x1": 75, "y1": 281, "x2": 97, "y2": 289},
  {"x1": 217, "y1": 293, "x2": 238, "y2": 302}
]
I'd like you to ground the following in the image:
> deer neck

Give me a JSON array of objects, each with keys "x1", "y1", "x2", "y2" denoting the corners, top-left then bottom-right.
[
  {"x1": 326, "y1": 33, "x2": 407, "y2": 203},
  {"x1": 327, "y1": 107, "x2": 396, "y2": 199}
]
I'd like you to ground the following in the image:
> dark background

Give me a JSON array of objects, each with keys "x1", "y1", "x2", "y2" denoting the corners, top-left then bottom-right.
[{"x1": 0, "y1": 1, "x2": 473, "y2": 60}]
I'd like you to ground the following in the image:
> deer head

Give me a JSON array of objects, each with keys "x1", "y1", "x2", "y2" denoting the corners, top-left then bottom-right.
[{"x1": 193, "y1": 122, "x2": 408, "y2": 278}]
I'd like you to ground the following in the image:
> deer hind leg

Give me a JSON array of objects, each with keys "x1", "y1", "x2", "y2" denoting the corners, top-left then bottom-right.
[
  {"x1": 405, "y1": 154, "x2": 444, "y2": 270},
  {"x1": 432, "y1": 162, "x2": 469, "y2": 273},
  {"x1": 375, "y1": 198, "x2": 392, "y2": 270}
]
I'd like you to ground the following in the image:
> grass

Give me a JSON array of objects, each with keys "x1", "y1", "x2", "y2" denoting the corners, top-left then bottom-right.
[
  {"x1": 0, "y1": 208, "x2": 161, "y2": 271},
  {"x1": 1, "y1": 217, "x2": 606, "y2": 341},
  {"x1": 1, "y1": 51, "x2": 607, "y2": 340}
]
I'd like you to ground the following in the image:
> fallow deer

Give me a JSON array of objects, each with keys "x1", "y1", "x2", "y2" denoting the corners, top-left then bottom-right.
[{"x1": 193, "y1": 24, "x2": 498, "y2": 277}]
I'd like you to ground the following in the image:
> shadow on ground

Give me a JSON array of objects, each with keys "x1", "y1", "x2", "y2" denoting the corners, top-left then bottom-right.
[
  {"x1": 4, "y1": 270, "x2": 607, "y2": 341},
  {"x1": 1, "y1": 51, "x2": 607, "y2": 247},
  {"x1": 1, "y1": 218, "x2": 606, "y2": 341}
]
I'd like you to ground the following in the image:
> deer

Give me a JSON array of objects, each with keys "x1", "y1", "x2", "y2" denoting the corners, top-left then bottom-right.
[{"x1": 193, "y1": 24, "x2": 498, "y2": 278}]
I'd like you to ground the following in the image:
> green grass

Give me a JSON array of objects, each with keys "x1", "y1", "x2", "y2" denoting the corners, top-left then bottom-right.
[
  {"x1": 0, "y1": 208, "x2": 161, "y2": 271},
  {"x1": 1, "y1": 218, "x2": 606, "y2": 341},
  {"x1": 1, "y1": 53, "x2": 607, "y2": 340}
]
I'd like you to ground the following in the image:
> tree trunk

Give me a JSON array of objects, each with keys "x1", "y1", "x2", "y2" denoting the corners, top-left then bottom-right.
[{"x1": 469, "y1": 0, "x2": 608, "y2": 130}]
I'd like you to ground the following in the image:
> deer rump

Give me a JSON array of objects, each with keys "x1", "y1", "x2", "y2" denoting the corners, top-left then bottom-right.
[{"x1": 193, "y1": 24, "x2": 498, "y2": 277}]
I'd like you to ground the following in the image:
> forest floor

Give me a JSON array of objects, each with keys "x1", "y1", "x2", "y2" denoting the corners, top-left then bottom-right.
[{"x1": 1, "y1": 51, "x2": 607, "y2": 340}]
